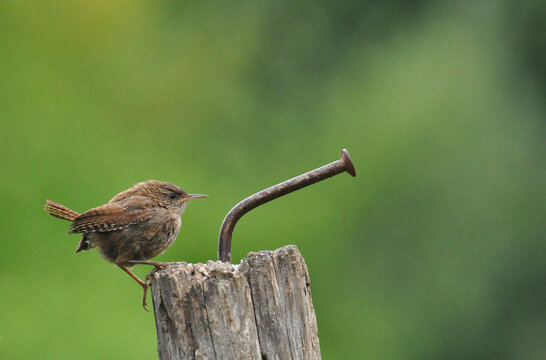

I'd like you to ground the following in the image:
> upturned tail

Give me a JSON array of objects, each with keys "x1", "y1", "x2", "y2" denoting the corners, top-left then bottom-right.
[{"x1": 45, "y1": 200, "x2": 80, "y2": 221}]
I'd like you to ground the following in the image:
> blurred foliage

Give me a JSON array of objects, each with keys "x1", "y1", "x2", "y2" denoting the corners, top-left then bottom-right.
[{"x1": 0, "y1": 1, "x2": 544, "y2": 359}]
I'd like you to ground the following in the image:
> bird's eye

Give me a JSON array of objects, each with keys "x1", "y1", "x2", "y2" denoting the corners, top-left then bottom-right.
[{"x1": 169, "y1": 193, "x2": 176, "y2": 199}]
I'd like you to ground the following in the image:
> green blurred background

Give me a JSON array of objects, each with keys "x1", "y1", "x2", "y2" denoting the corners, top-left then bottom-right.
[{"x1": 1, "y1": 1, "x2": 544, "y2": 359}]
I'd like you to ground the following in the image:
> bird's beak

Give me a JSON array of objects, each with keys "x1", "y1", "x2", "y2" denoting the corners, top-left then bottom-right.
[{"x1": 188, "y1": 194, "x2": 208, "y2": 200}]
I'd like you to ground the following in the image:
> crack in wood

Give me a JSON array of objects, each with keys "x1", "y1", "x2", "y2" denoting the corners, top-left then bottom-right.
[{"x1": 151, "y1": 245, "x2": 321, "y2": 360}]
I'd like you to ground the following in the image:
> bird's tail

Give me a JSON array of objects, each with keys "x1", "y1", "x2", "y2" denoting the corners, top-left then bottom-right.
[{"x1": 44, "y1": 200, "x2": 80, "y2": 221}]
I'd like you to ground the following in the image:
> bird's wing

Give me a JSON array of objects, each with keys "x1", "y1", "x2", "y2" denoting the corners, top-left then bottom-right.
[{"x1": 69, "y1": 202, "x2": 153, "y2": 234}]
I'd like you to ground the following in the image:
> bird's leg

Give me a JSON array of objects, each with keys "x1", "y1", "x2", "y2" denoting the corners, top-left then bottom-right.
[
  {"x1": 127, "y1": 260, "x2": 169, "y2": 267},
  {"x1": 126, "y1": 260, "x2": 169, "y2": 284},
  {"x1": 118, "y1": 265, "x2": 151, "y2": 312}
]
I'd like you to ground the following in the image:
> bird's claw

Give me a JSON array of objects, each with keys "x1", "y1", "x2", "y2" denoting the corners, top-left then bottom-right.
[
  {"x1": 123, "y1": 261, "x2": 169, "y2": 311},
  {"x1": 141, "y1": 283, "x2": 151, "y2": 312},
  {"x1": 145, "y1": 263, "x2": 168, "y2": 285}
]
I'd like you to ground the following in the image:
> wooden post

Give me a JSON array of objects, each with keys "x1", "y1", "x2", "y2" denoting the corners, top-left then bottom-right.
[{"x1": 150, "y1": 245, "x2": 321, "y2": 360}]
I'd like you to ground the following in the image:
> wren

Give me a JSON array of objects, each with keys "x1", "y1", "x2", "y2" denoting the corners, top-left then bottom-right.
[{"x1": 45, "y1": 180, "x2": 207, "y2": 311}]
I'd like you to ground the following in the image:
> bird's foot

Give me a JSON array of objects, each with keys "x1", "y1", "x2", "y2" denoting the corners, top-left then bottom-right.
[
  {"x1": 140, "y1": 283, "x2": 150, "y2": 312},
  {"x1": 145, "y1": 264, "x2": 168, "y2": 284},
  {"x1": 126, "y1": 260, "x2": 169, "y2": 285}
]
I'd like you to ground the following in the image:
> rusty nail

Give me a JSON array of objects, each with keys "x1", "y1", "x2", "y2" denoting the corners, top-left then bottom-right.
[{"x1": 218, "y1": 148, "x2": 356, "y2": 262}]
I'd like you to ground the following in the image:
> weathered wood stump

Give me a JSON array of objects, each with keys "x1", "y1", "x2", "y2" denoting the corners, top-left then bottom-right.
[{"x1": 150, "y1": 245, "x2": 321, "y2": 360}]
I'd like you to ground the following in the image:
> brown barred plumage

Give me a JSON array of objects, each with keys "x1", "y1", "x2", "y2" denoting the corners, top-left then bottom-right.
[
  {"x1": 45, "y1": 180, "x2": 207, "y2": 310},
  {"x1": 45, "y1": 200, "x2": 80, "y2": 221}
]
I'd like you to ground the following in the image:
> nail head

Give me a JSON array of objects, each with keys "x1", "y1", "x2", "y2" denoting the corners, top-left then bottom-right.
[{"x1": 341, "y1": 149, "x2": 357, "y2": 177}]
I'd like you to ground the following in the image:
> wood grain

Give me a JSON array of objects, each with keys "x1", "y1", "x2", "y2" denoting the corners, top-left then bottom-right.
[{"x1": 151, "y1": 245, "x2": 321, "y2": 360}]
